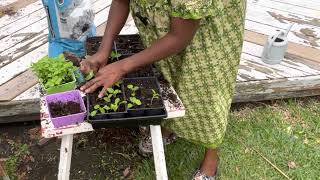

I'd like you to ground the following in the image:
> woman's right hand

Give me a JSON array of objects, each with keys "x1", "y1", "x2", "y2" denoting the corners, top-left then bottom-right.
[{"x1": 80, "y1": 52, "x2": 108, "y2": 75}]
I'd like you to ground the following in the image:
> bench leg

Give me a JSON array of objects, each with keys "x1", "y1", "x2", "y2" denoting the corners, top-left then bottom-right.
[
  {"x1": 58, "y1": 134, "x2": 73, "y2": 180},
  {"x1": 150, "y1": 125, "x2": 168, "y2": 180}
]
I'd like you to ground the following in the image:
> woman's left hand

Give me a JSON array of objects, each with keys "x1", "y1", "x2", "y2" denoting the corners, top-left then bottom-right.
[{"x1": 80, "y1": 61, "x2": 127, "y2": 98}]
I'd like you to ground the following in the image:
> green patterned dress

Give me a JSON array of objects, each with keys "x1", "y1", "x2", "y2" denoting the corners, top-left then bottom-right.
[{"x1": 130, "y1": 0, "x2": 246, "y2": 148}]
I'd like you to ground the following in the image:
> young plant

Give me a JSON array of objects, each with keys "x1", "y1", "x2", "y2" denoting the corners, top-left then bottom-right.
[
  {"x1": 90, "y1": 104, "x2": 106, "y2": 117},
  {"x1": 127, "y1": 84, "x2": 139, "y2": 96},
  {"x1": 150, "y1": 89, "x2": 160, "y2": 105},
  {"x1": 85, "y1": 70, "x2": 94, "y2": 81},
  {"x1": 106, "y1": 87, "x2": 122, "y2": 97},
  {"x1": 114, "y1": 81, "x2": 122, "y2": 88},
  {"x1": 31, "y1": 54, "x2": 76, "y2": 89},
  {"x1": 109, "y1": 98, "x2": 126, "y2": 112},
  {"x1": 110, "y1": 51, "x2": 121, "y2": 59},
  {"x1": 128, "y1": 97, "x2": 142, "y2": 109}
]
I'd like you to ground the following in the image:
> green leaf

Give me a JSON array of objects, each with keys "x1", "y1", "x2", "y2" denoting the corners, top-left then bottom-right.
[
  {"x1": 115, "y1": 98, "x2": 120, "y2": 104},
  {"x1": 85, "y1": 71, "x2": 94, "y2": 80},
  {"x1": 90, "y1": 110, "x2": 97, "y2": 117},
  {"x1": 127, "y1": 84, "x2": 133, "y2": 89},
  {"x1": 94, "y1": 105, "x2": 100, "y2": 109},
  {"x1": 99, "y1": 107, "x2": 106, "y2": 114},
  {"x1": 103, "y1": 105, "x2": 110, "y2": 111},
  {"x1": 128, "y1": 103, "x2": 133, "y2": 109},
  {"x1": 107, "y1": 88, "x2": 114, "y2": 94},
  {"x1": 135, "y1": 99, "x2": 142, "y2": 105},
  {"x1": 103, "y1": 97, "x2": 111, "y2": 103}
]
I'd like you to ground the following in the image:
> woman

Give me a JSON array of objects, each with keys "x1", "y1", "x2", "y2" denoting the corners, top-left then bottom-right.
[{"x1": 80, "y1": 0, "x2": 246, "y2": 179}]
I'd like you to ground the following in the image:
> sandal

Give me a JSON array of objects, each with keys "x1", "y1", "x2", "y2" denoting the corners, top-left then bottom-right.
[{"x1": 192, "y1": 168, "x2": 218, "y2": 180}]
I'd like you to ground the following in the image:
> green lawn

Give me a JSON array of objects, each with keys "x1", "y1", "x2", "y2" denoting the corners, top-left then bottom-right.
[{"x1": 134, "y1": 97, "x2": 320, "y2": 180}]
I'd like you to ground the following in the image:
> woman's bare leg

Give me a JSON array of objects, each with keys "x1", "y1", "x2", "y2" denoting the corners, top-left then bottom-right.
[{"x1": 200, "y1": 149, "x2": 219, "y2": 176}]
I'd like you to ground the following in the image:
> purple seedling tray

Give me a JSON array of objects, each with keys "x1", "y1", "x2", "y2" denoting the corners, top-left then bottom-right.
[{"x1": 45, "y1": 90, "x2": 87, "y2": 128}]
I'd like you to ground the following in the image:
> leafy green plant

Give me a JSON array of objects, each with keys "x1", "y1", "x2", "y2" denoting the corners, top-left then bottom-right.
[
  {"x1": 128, "y1": 97, "x2": 142, "y2": 109},
  {"x1": 85, "y1": 70, "x2": 94, "y2": 81},
  {"x1": 5, "y1": 144, "x2": 30, "y2": 180},
  {"x1": 31, "y1": 54, "x2": 76, "y2": 89},
  {"x1": 110, "y1": 98, "x2": 126, "y2": 112},
  {"x1": 107, "y1": 87, "x2": 122, "y2": 97},
  {"x1": 90, "y1": 104, "x2": 106, "y2": 117},
  {"x1": 150, "y1": 89, "x2": 160, "y2": 105},
  {"x1": 110, "y1": 51, "x2": 122, "y2": 59},
  {"x1": 127, "y1": 84, "x2": 139, "y2": 96}
]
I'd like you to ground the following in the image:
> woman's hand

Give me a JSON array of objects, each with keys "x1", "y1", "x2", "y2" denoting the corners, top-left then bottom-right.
[
  {"x1": 80, "y1": 52, "x2": 108, "y2": 74},
  {"x1": 80, "y1": 60, "x2": 127, "y2": 98}
]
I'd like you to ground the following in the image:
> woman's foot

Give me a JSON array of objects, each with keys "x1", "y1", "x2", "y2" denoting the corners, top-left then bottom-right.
[
  {"x1": 138, "y1": 127, "x2": 177, "y2": 157},
  {"x1": 193, "y1": 149, "x2": 218, "y2": 180}
]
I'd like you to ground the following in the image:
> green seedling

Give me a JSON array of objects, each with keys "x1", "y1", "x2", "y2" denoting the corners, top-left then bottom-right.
[
  {"x1": 109, "y1": 98, "x2": 127, "y2": 112},
  {"x1": 127, "y1": 84, "x2": 139, "y2": 96},
  {"x1": 110, "y1": 51, "x2": 121, "y2": 59},
  {"x1": 90, "y1": 104, "x2": 106, "y2": 117},
  {"x1": 150, "y1": 89, "x2": 160, "y2": 105},
  {"x1": 85, "y1": 70, "x2": 94, "y2": 80},
  {"x1": 31, "y1": 54, "x2": 76, "y2": 89},
  {"x1": 107, "y1": 87, "x2": 122, "y2": 97},
  {"x1": 114, "y1": 81, "x2": 122, "y2": 88},
  {"x1": 128, "y1": 97, "x2": 142, "y2": 109}
]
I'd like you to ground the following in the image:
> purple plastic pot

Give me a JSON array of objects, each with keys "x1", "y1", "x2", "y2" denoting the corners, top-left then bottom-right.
[{"x1": 45, "y1": 90, "x2": 87, "y2": 128}]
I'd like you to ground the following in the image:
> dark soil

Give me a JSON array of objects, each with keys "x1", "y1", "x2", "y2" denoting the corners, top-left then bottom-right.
[
  {"x1": 115, "y1": 35, "x2": 143, "y2": 45},
  {"x1": 48, "y1": 101, "x2": 82, "y2": 118},
  {"x1": 0, "y1": 122, "x2": 143, "y2": 180},
  {"x1": 86, "y1": 37, "x2": 103, "y2": 56},
  {"x1": 63, "y1": 52, "x2": 82, "y2": 67},
  {"x1": 158, "y1": 75, "x2": 183, "y2": 108},
  {"x1": 125, "y1": 66, "x2": 154, "y2": 78}
]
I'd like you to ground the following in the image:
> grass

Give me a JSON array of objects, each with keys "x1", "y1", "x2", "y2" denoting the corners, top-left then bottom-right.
[{"x1": 134, "y1": 98, "x2": 320, "y2": 180}]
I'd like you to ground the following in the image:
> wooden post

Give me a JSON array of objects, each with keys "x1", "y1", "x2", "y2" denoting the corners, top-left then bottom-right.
[
  {"x1": 150, "y1": 125, "x2": 168, "y2": 180},
  {"x1": 58, "y1": 134, "x2": 73, "y2": 180}
]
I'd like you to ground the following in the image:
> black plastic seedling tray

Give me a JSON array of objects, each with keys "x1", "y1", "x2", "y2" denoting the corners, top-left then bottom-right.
[{"x1": 85, "y1": 35, "x2": 167, "y2": 127}]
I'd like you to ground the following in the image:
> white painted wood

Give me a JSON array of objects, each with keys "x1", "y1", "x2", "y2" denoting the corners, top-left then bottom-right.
[
  {"x1": 242, "y1": 41, "x2": 320, "y2": 75},
  {"x1": 0, "y1": 44, "x2": 47, "y2": 85},
  {"x1": 246, "y1": 3, "x2": 320, "y2": 29},
  {"x1": 245, "y1": 20, "x2": 320, "y2": 49},
  {"x1": 0, "y1": 8, "x2": 46, "y2": 41},
  {"x1": 0, "y1": 0, "x2": 18, "y2": 6},
  {"x1": 247, "y1": 0, "x2": 320, "y2": 18},
  {"x1": 150, "y1": 125, "x2": 168, "y2": 180},
  {"x1": 0, "y1": 2, "x2": 111, "y2": 86},
  {"x1": 58, "y1": 134, "x2": 73, "y2": 180},
  {"x1": 270, "y1": 0, "x2": 320, "y2": 11},
  {"x1": 0, "y1": 1, "x2": 43, "y2": 32},
  {"x1": 13, "y1": 83, "x2": 40, "y2": 100}
]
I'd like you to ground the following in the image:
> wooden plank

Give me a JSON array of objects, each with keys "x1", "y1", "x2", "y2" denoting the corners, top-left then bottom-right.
[
  {"x1": 0, "y1": 1, "x2": 43, "y2": 33},
  {"x1": 233, "y1": 75, "x2": 320, "y2": 102},
  {"x1": 0, "y1": 99, "x2": 40, "y2": 123},
  {"x1": 244, "y1": 30, "x2": 320, "y2": 63},
  {"x1": 246, "y1": 2, "x2": 320, "y2": 28},
  {"x1": 14, "y1": 83, "x2": 40, "y2": 101},
  {"x1": 0, "y1": 69, "x2": 38, "y2": 101},
  {"x1": 247, "y1": 0, "x2": 320, "y2": 18},
  {"x1": 0, "y1": 0, "x2": 18, "y2": 6},
  {"x1": 0, "y1": 0, "x2": 39, "y2": 13},
  {"x1": 270, "y1": 0, "x2": 320, "y2": 11},
  {"x1": 0, "y1": 1, "x2": 111, "y2": 86},
  {"x1": 245, "y1": 20, "x2": 320, "y2": 48}
]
